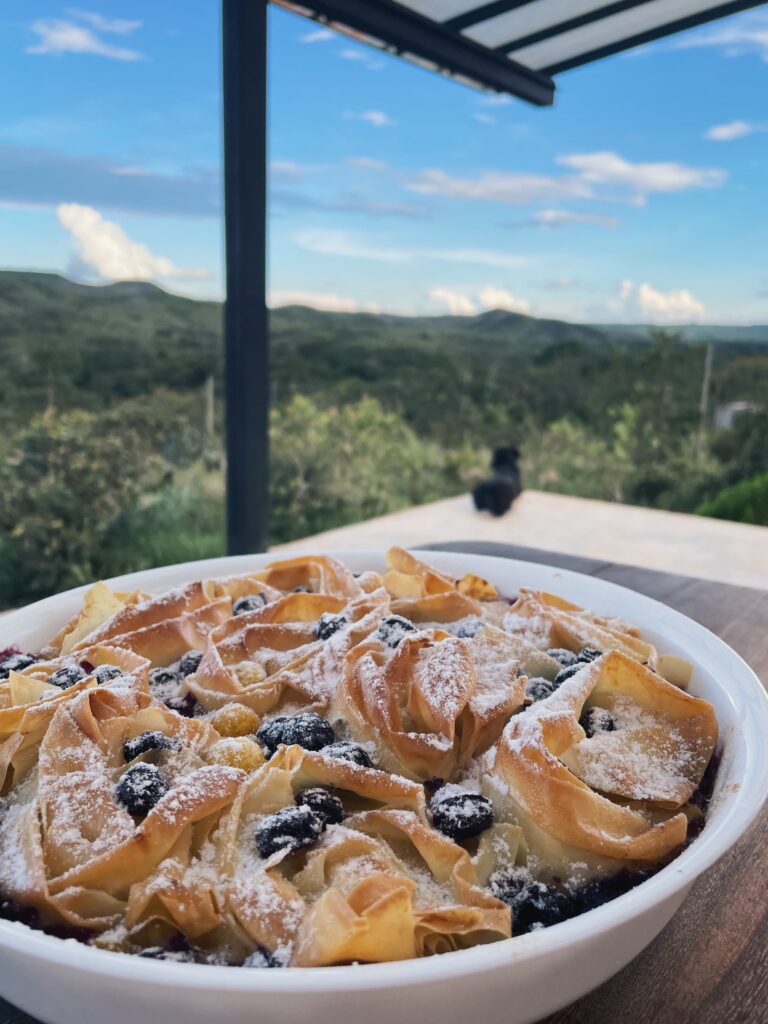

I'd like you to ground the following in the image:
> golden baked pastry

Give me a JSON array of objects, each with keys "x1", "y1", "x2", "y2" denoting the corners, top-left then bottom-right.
[{"x1": 0, "y1": 549, "x2": 718, "y2": 966}]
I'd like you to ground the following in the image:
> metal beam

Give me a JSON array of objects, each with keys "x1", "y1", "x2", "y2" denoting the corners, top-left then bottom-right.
[
  {"x1": 495, "y1": 0, "x2": 654, "y2": 55},
  {"x1": 222, "y1": 0, "x2": 270, "y2": 554},
  {"x1": 541, "y1": 0, "x2": 767, "y2": 74},
  {"x1": 295, "y1": 0, "x2": 555, "y2": 105}
]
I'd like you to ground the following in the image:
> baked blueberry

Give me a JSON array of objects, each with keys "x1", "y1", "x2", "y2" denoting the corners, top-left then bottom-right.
[
  {"x1": 94, "y1": 664, "x2": 124, "y2": 684},
  {"x1": 321, "y1": 741, "x2": 373, "y2": 768},
  {"x1": 580, "y1": 707, "x2": 616, "y2": 738},
  {"x1": 233, "y1": 594, "x2": 266, "y2": 616},
  {"x1": 48, "y1": 664, "x2": 86, "y2": 689},
  {"x1": 525, "y1": 677, "x2": 556, "y2": 703},
  {"x1": 454, "y1": 619, "x2": 484, "y2": 639},
  {"x1": 123, "y1": 731, "x2": 180, "y2": 762},
  {"x1": 315, "y1": 614, "x2": 347, "y2": 641},
  {"x1": 546, "y1": 648, "x2": 578, "y2": 667},
  {"x1": 430, "y1": 791, "x2": 493, "y2": 841},
  {"x1": 376, "y1": 616, "x2": 417, "y2": 649},
  {"x1": 115, "y1": 763, "x2": 168, "y2": 816},
  {"x1": 166, "y1": 692, "x2": 201, "y2": 718},
  {"x1": 491, "y1": 874, "x2": 574, "y2": 933},
  {"x1": 292, "y1": 586, "x2": 311, "y2": 594},
  {"x1": 179, "y1": 650, "x2": 203, "y2": 677},
  {"x1": 138, "y1": 945, "x2": 198, "y2": 963},
  {"x1": 254, "y1": 805, "x2": 325, "y2": 858},
  {"x1": 0, "y1": 652, "x2": 37, "y2": 678},
  {"x1": 573, "y1": 870, "x2": 649, "y2": 914},
  {"x1": 256, "y1": 712, "x2": 335, "y2": 757},
  {"x1": 149, "y1": 666, "x2": 181, "y2": 689},
  {"x1": 296, "y1": 787, "x2": 344, "y2": 826},
  {"x1": 576, "y1": 647, "x2": 603, "y2": 663},
  {"x1": 553, "y1": 663, "x2": 586, "y2": 686},
  {"x1": 243, "y1": 946, "x2": 285, "y2": 968}
]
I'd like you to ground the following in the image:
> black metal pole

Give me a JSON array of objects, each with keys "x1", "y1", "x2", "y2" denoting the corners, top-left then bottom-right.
[{"x1": 222, "y1": 0, "x2": 269, "y2": 554}]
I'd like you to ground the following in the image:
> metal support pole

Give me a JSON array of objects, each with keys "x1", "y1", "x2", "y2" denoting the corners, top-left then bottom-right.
[{"x1": 222, "y1": 0, "x2": 269, "y2": 554}]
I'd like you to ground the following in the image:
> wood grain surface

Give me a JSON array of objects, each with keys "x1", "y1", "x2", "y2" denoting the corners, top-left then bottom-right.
[{"x1": 1, "y1": 541, "x2": 766, "y2": 1024}]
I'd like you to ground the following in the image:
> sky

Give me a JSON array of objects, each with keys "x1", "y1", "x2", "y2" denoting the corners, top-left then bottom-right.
[{"x1": 0, "y1": 3, "x2": 767, "y2": 324}]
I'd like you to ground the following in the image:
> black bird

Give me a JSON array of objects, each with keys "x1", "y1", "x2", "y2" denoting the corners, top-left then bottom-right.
[{"x1": 472, "y1": 446, "x2": 522, "y2": 517}]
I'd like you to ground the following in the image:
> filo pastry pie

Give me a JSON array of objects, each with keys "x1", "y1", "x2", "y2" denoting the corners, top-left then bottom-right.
[{"x1": 0, "y1": 548, "x2": 720, "y2": 966}]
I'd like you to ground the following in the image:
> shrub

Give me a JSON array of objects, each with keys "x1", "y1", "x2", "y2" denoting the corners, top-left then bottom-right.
[{"x1": 696, "y1": 472, "x2": 768, "y2": 525}]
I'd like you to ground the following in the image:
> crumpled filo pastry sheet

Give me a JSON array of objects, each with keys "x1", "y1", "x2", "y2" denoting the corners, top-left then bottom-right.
[{"x1": 0, "y1": 547, "x2": 718, "y2": 966}]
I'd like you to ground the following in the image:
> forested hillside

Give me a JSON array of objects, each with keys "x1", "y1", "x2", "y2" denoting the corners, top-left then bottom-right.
[{"x1": 1, "y1": 271, "x2": 766, "y2": 605}]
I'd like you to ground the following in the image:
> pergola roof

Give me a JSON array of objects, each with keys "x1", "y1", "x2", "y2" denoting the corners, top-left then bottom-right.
[{"x1": 275, "y1": 0, "x2": 764, "y2": 104}]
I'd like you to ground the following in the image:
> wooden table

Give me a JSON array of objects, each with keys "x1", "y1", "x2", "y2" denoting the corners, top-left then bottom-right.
[{"x1": 2, "y1": 542, "x2": 767, "y2": 1024}]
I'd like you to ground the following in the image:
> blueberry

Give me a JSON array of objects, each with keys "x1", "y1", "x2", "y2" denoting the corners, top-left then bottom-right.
[
  {"x1": 254, "y1": 805, "x2": 325, "y2": 858},
  {"x1": 546, "y1": 648, "x2": 578, "y2": 667},
  {"x1": 0, "y1": 653, "x2": 37, "y2": 679},
  {"x1": 553, "y1": 663, "x2": 586, "y2": 686},
  {"x1": 321, "y1": 741, "x2": 373, "y2": 768},
  {"x1": 576, "y1": 647, "x2": 602, "y2": 664},
  {"x1": 525, "y1": 677, "x2": 556, "y2": 703},
  {"x1": 123, "y1": 731, "x2": 180, "y2": 762},
  {"x1": 454, "y1": 619, "x2": 484, "y2": 639},
  {"x1": 580, "y1": 707, "x2": 616, "y2": 738},
  {"x1": 138, "y1": 939, "x2": 198, "y2": 963},
  {"x1": 115, "y1": 762, "x2": 168, "y2": 816},
  {"x1": 376, "y1": 616, "x2": 417, "y2": 649},
  {"x1": 296, "y1": 787, "x2": 344, "y2": 826},
  {"x1": 243, "y1": 946, "x2": 285, "y2": 968},
  {"x1": 48, "y1": 664, "x2": 86, "y2": 689},
  {"x1": 233, "y1": 594, "x2": 266, "y2": 616},
  {"x1": 315, "y1": 614, "x2": 347, "y2": 641},
  {"x1": 179, "y1": 650, "x2": 203, "y2": 677},
  {"x1": 95, "y1": 664, "x2": 124, "y2": 684},
  {"x1": 573, "y1": 870, "x2": 649, "y2": 914},
  {"x1": 491, "y1": 873, "x2": 575, "y2": 934},
  {"x1": 430, "y1": 791, "x2": 493, "y2": 842},
  {"x1": 149, "y1": 666, "x2": 181, "y2": 690},
  {"x1": 256, "y1": 712, "x2": 335, "y2": 757},
  {"x1": 292, "y1": 586, "x2": 311, "y2": 594},
  {"x1": 166, "y1": 692, "x2": 201, "y2": 718}
]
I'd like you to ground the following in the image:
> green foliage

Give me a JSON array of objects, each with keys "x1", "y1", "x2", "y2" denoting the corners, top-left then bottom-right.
[
  {"x1": 696, "y1": 473, "x2": 768, "y2": 525},
  {"x1": 1, "y1": 270, "x2": 767, "y2": 607},
  {"x1": 0, "y1": 411, "x2": 166, "y2": 601},
  {"x1": 270, "y1": 395, "x2": 482, "y2": 542}
]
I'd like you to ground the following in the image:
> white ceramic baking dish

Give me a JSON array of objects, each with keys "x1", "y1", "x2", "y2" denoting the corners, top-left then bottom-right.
[{"x1": 0, "y1": 550, "x2": 766, "y2": 1024}]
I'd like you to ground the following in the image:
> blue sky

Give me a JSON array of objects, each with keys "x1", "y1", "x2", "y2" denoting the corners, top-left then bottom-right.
[{"x1": 0, "y1": 2, "x2": 767, "y2": 323}]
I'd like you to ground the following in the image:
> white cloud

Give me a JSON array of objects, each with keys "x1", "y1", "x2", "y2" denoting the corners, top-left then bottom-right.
[
  {"x1": 556, "y1": 151, "x2": 725, "y2": 204},
  {"x1": 704, "y1": 120, "x2": 762, "y2": 141},
  {"x1": 27, "y1": 12, "x2": 143, "y2": 60},
  {"x1": 270, "y1": 160, "x2": 304, "y2": 182},
  {"x1": 406, "y1": 168, "x2": 591, "y2": 204},
  {"x1": 338, "y1": 47, "x2": 383, "y2": 70},
  {"x1": 57, "y1": 203, "x2": 208, "y2": 281},
  {"x1": 674, "y1": 12, "x2": 768, "y2": 62},
  {"x1": 429, "y1": 288, "x2": 477, "y2": 315},
  {"x1": 478, "y1": 286, "x2": 530, "y2": 314},
  {"x1": 408, "y1": 152, "x2": 724, "y2": 208},
  {"x1": 269, "y1": 290, "x2": 379, "y2": 313},
  {"x1": 66, "y1": 9, "x2": 141, "y2": 34},
  {"x1": 428, "y1": 284, "x2": 531, "y2": 316},
  {"x1": 295, "y1": 229, "x2": 527, "y2": 269},
  {"x1": 531, "y1": 209, "x2": 619, "y2": 229},
  {"x1": 474, "y1": 112, "x2": 495, "y2": 125},
  {"x1": 481, "y1": 94, "x2": 513, "y2": 107},
  {"x1": 345, "y1": 110, "x2": 394, "y2": 128},
  {"x1": 300, "y1": 28, "x2": 334, "y2": 43},
  {"x1": 618, "y1": 280, "x2": 705, "y2": 323},
  {"x1": 346, "y1": 156, "x2": 388, "y2": 170}
]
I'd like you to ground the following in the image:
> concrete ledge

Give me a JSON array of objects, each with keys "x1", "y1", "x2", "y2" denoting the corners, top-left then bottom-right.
[{"x1": 273, "y1": 490, "x2": 768, "y2": 590}]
